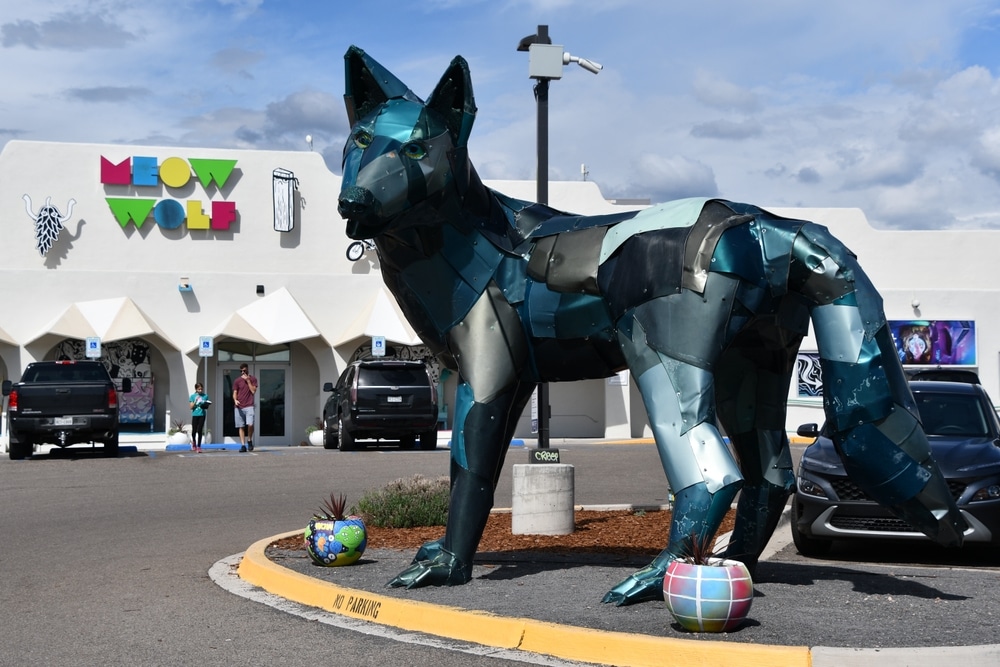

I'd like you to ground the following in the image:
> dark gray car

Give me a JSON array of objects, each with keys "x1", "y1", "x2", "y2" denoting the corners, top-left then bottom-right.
[
  {"x1": 322, "y1": 360, "x2": 438, "y2": 451},
  {"x1": 793, "y1": 378, "x2": 1000, "y2": 555}
]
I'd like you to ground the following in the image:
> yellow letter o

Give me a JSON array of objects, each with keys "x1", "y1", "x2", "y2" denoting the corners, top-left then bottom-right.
[{"x1": 160, "y1": 157, "x2": 192, "y2": 188}]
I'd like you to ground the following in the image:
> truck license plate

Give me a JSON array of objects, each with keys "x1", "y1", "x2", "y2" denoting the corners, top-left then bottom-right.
[
  {"x1": 386, "y1": 395, "x2": 402, "y2": 403},
  {"x1": 54, "y1": 417, "x2": 73, "y2": 426}
]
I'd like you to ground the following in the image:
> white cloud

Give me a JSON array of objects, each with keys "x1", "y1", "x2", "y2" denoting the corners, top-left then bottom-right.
[
  {"x1": 839, "y1": 149, "x2": 925, "y2": 190},
  {"x1": 971, "y1": 126, "x2": 1000, "y2": 182},
  {"x1": 64, "y1": 85, "x2": 148, "y2": 103},
  {"x1": 620, "y1": 154, "x2": 718, "y2": 202},
  {"x1": 690, "y1": 119, "x2": 763, "y2": 140},
  {"x1": 691, "y1": 70, "x2": 760, "y2": 111},
  {"x1": 0, "y1": 10, "x2": 140, "y2": 51}
]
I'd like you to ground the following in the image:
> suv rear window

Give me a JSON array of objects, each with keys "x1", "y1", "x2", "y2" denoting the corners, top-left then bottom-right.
[{"x1": 358, "y1": 366, "x2": 427, "y2": 387}]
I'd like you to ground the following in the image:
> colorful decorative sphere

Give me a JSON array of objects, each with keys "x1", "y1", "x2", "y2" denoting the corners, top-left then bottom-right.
[
  {"x1": 304, "y1": 517, "x2": 368, "y2": 566},
  {"x1": 663, "y1": 557, "x2": 753, "y2": 632}
]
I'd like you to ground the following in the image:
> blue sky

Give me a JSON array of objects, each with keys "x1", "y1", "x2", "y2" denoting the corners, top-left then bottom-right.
[{"x1": 3, "y1": 0, "x2": 1000, "y2": 228}]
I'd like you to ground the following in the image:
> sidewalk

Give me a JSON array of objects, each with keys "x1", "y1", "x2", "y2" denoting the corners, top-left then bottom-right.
[{"x1": 16, "y1": 429, "x2": 810, "y2": 456}]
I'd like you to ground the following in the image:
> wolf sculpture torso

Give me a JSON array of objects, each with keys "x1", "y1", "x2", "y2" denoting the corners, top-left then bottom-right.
[{"x1": 338, "y1": 46, "x2": 966, "y2": 605}]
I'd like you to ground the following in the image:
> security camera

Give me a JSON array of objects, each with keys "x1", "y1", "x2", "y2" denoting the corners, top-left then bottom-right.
[{"x1": 563, "y1": 52, "x2": 603, "y2": 74}]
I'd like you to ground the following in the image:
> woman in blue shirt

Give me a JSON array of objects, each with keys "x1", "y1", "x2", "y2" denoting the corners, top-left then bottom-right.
[{"x1": 189, "y1": 383, "x2": 211, "y2": 453}]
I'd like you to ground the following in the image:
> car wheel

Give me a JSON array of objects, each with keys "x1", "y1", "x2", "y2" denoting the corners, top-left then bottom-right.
[
  {"x1": 105, "y1": 433, "x2": 119, "y2": 458},
  {"x1": 9, "y1": 434, "x2": 32, "y2": 460},
  {"x1": 790, "y1": 500, "x2": 833, "y2": 557},
  {"x1": 338, "y1": 416, "x2": 356, "y2": 451},
  {"x1": 399, "y1": 434, "x2": 416, "y2": 449},
  {"x1": 323, "y1": 417, "x2": 337, "y2": 450},
  {"x1": 419, "y1": 429, "x2": 438, "y2": 450}
]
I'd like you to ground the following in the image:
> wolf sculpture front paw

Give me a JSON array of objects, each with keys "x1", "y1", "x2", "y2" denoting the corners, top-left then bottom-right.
[
  {"x1": 411, "y1": 537, "x2": 444, "y2": 564},
  {"x1": 387, "y1": 548, "x2": 472, "y2": 589},
  {"x1": 601, "y1": 564, "x2": 667, "y2": 606}
]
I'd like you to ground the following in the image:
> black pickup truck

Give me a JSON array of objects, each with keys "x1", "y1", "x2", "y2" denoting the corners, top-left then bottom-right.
[{"x1": 2, "y1": 360, "x2": 130, "y2": 460}]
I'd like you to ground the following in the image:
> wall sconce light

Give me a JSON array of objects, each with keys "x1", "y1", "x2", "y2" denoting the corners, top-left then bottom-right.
[
  {"x1": 178, "y1": 277, "x2": 192, "y2": 292},
  {"x1": 911, "y1": 298, "x2": 920, "y2": 310},
  {"x1": 256, "y1": 285, "x2": 265, "y2": 296}
]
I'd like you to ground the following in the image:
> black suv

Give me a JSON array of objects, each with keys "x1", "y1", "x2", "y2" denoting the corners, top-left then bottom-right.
[{"x1": 322, "y1": 360, "x2": 438, "y2": 450}]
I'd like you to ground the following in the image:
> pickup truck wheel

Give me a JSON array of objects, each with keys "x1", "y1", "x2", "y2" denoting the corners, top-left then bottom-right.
[
  {"x1": 105, "y1": 433, "x2": 120, "y2": 458},
  {"x1": 9, "y1": 436, "x2": 32, "y2": 460},
  {"x1": 338, "y1": 417, "x2": 357, "y2": 451},
  {"x1": 419, "y1": 429, "x2": 438, "y2": 450},
  {"x1": 323, "y1": 417, "x2": 337, "y2": 449}
]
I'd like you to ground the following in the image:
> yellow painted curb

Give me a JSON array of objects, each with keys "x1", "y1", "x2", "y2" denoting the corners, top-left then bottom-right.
[{"x1": 239, "y1": 531, "x2": 812, "y2": 667}]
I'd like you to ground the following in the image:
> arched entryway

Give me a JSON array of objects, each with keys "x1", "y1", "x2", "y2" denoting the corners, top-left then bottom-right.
[
  {"x1": 209, "y1": 339, "x2": 322, "y2": 447},
  {"x1": 46, "y1": 338, "x2": 172, "y2": 433}
]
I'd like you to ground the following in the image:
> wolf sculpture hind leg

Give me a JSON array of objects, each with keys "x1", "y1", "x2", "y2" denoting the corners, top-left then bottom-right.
[{"x1": 714, "y1": 324, "x2": 800, "y2": 574}]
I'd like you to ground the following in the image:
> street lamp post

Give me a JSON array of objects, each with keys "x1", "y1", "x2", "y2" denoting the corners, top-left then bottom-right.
[{"x1": 517, "y1": 25, "x2": 602, "y2": 450}]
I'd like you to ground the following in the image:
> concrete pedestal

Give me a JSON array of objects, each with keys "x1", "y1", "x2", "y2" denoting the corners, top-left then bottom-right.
[{"x1": 511, "y1": 463, "x2": 575, "y2": 535}]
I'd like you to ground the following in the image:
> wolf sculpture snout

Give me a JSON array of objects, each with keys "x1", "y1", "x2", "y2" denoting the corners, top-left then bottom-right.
[{"x1": 338, "y1": 186, "x2": 380, "y2": 238}]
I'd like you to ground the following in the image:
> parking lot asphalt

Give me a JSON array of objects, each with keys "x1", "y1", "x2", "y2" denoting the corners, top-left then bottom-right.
[{"x1": 235, "y1": 505, "x2": 1000, "y2": 667}]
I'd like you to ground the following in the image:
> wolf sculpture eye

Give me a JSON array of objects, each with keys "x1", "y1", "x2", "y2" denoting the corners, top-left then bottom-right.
[
  {"x1": 353, "y1": 130, "x2": 373, "y2": 149},
  {"x1": 401, "y1": 142, "x2": 426, "y2": 160}
]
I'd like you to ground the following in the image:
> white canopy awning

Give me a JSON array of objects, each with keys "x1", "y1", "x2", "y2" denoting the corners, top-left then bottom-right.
[
  {"x1": 333, "y1": 286, "x2": 421, "y2": 347},
  {"x1": 205, "y1": 287, "x2": 327, "y2": 347},
  {"x1": 26, "y1": 297, "x2": 179, "y2": 349}
]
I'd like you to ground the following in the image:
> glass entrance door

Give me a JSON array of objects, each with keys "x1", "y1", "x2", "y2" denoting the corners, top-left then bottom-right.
[{"x1": 218, "y1": 363, "x2": 289, "y2": 446}]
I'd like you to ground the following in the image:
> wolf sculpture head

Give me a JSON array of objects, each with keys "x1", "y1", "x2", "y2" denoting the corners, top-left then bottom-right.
[{"x1": 339, "y1": 46, "x2": 477, "y2": 240}]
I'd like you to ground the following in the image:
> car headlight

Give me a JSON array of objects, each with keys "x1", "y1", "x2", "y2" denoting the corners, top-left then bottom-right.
[
  {"x1": 797, "y1": 477, "x2": 829, "y2": 499},
  {"x1": 971, "y1": 484, "x2": 1000, "y2": 502}
]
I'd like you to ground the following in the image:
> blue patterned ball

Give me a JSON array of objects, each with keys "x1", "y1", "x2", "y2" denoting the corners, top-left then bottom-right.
[{"x1": 304, "y1": 517, "x2": 367, "y2": 566}]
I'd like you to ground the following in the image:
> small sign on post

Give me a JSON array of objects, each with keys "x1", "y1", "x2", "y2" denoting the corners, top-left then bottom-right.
[
  {"x1": 198, "y1": 336, "x2": 214, "y2": 357},
  {"x1": 85, "y1": 337, "x2": 101, "y2": 359},
  {"x1": 372, "y1": 336, "x2": 386, "y2": 358}
]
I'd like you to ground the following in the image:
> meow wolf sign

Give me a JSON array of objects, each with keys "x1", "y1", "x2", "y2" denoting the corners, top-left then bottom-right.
[{"x1": 101, "y1": 155, "x2": 238, "y2": 231}]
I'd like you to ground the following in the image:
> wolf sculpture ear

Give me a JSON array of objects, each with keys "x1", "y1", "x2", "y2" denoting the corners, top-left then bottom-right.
[
  {"x1": 426, "y1": 56, "x2": 477, "y2": 148},
  {"x1": 343, "y1": 45, "x2": 422, "y2": 126}
]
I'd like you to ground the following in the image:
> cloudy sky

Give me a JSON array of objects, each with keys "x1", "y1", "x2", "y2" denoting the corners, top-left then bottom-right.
[{"x1": 2, "y1": 0, "x2": 1000, "y2": 229}]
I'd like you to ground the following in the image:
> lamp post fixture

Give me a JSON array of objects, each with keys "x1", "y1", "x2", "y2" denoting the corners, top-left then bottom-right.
[{"x1": 517, "y1": 25, "x2": 602, "y2": 449}]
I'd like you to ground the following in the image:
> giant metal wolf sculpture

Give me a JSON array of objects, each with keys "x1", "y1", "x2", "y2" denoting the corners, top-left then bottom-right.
[{"x1": 337, "y1": 46, "x2": 967, "y2": 606}]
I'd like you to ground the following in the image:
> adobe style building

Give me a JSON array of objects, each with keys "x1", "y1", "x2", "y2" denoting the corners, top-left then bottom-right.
[{"x1": 0, "y1": 139, "x2": 995, "y2": 449}]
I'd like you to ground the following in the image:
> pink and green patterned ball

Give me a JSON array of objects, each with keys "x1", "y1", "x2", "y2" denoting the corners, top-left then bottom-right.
[
  {"x1": 663, "y1": 557, "x2": 754, "y2": 632},
  {"x1": 304, "y1": 517, "x2": 367, "y2": 566}
]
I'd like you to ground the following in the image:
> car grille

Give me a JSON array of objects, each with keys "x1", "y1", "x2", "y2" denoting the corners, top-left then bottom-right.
[
  {"x1": 829, "y1": 515, "x2": 916, "y2": 532},
  {"x1": 828, "y1": 477, "x2": 966, "y2": 503}
]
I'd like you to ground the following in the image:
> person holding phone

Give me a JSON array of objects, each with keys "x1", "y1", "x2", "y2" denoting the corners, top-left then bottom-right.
[
  {"x1": 232, "y1": 363, "x2": 257, "y2": 452},
  {"x1": 188, "y1": 382, "x2": 211, "y2": 453}
]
